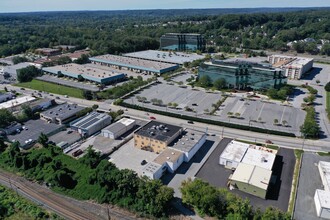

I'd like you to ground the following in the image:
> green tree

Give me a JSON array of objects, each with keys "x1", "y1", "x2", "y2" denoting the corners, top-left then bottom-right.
[
  {"x1": 38, "y1": 133, "x2": 49, "y2": 148},
  {"x1": 17, "y1": 66, "x2": 41, "y2": 83},
  {"x1": 77, "y1": 75, "x2": 85, "y2": 82},
  {"x1": 79, "y1": 146, "x2": 102, "y2": 169},
  {"x1": 198, "y1": 75, "x2": 212, "y2": 88},
  {"x1": 0, "y1": 109, "x2": 16, "y2": 128},
  {"x1": 74, "y1": 54, "x2": 90, "y2": 64},
  {"x1": 325, "y1": 82, "x2": 330, "y2": 92},
  {"x1": 214, "y1": 78, "x2": 226, "y2": 90}
]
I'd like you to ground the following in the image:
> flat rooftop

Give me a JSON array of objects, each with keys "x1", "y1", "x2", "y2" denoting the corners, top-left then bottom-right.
[
  {"x1": 241, "y1": 148, "x2": 276, "y2": 170},
  {"x1": 102, "y1": 118, "x2": 135, "y2": 133},
  {"x1": 43, "y1": 63, "x2": 124, "y2": 79},
  {"x1": 90, "y1": 54, "x2": 178, "y2": 72},
  {"x1": 142, "y1": 162, "x2": 162, "y2": 174},
  {"x1": 168, "y1": 128, "x2": 206, "y2": 153},
  {"x1": 0, "y1": 96, "x2": 36, "y2": 109},
  {"x1": 41, "y1": 103, "x2": 84, "y2": 120},
  {"x1": 231, "y1": 163, "x2": 272, "y2": 190},
  {"x1": 71, "y1": 112, "x2": 111, "y2": 130},
  {"x1": 220, "y1": 140, "x2": 250, "y2": 163},
  {"x1": 153, "y1": 148, "x2": 183, "y2": 165},
  {"x1": 135, "y1": 121, "x2": 182, "y2": 142},
  {"x1": 210, "y1": 59, "x2": 279, "y2": 71},
  {"x1": 315, "y1": 189, "x2": 330, "y2": 209},
  {"x1": 319, "y1": 161, "x2": 330, "y2": 190},
  {"x1": 124, "y1": 50, "x2": 205, "y2": 65}
]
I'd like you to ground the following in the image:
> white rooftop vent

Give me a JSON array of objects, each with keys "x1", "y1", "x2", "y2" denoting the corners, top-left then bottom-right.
[
  {"x1": 166, "y1": 157, "x2": 170, "y2": 160},
  {"x1": 182, "y1": 142, "x2": 185, "y2": 145}
]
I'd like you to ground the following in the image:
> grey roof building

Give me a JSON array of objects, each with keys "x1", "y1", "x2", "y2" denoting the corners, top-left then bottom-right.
[
  {"x1": 40, "y1": 103, "x2": 85, "y2": 125},
  {"x1": 71, "y1": 112, "x2": 112, "y2": 137},
  {"x1": 101, "y1": 118, "x2": 135, "y2": 139}
]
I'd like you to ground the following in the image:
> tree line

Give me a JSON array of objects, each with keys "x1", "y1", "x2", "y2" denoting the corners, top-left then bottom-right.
[
  {"x1": 0, "y1": 138, "x2": 174, "y2": 218},
  {"x1": 1, "y1": 9, "x2": 330, "y2": 57}
]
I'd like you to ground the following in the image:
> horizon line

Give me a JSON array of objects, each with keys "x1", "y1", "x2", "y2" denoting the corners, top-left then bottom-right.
[{"x1": 0, "y1": 6, "x2": 329, "y2": 14}]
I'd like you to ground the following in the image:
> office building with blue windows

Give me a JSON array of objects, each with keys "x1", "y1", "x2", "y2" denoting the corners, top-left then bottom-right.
[
  {"x1": 198, "y1": 59, "x2": 287, "y2": 90},
  {"x1": 160, "y1": 33, "x2": 206, "y2": 52}
]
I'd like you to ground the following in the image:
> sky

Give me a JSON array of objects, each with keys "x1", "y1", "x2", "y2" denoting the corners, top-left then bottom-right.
[{"x1": 0, "y1": 0, "x2": 329, "y2": 13}]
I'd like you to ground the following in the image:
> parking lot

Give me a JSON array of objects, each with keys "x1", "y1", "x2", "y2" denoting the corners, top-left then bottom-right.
[
  {"x1": 37, "y1": 75, "x2": 100, "y2": 92},
  {"x1": 195, "y1": 138, "x2": 295, "y2": 211},
  {"x1": 108, "y1": 139, "x2": 159, "y2": 176},
  {"x1": 171, "y1": 73, "x2": 195, "y2": 84},
  {"x1": 48, "y1": 129, "x2": 81, "y2": 146},
  {"x1": 125, "y1": 81, "x2": 305, "y2": 136},
  {"x1": 293, "y1": 152, "x2": 329, "y2": 220},
  {"x1": 8, "y1": 119, "x2": 64, "y2": 148},
  {"x1": 127, "y1": 82, "x2": 222, "y2": 115},
  {"x1": 216, "y1": 96, "x2": 306, "y2": 136}
]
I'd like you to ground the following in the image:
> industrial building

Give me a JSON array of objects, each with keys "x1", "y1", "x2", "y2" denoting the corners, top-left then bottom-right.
[
  {"x1": 268, "y1": 55, "x2": 314, "y2": 80},
  {"x1": 0, "y1": 96, "x2": 36, "y2": 110},
  {"x1": 169, "y1": 128, "x2": 207, "y2": 162},
  {"x1": 219, "y1": 140, "x2": 250, "y2": 169},
  {"x1": 153, "y1": 148, "x2": 184, "y2": 173},
  {"x1": 89, "y1": 54, "x2": 179, "y2": 75},
  {"x1": 198, "y1": 59, "x2": 287, "y2": 90},
  {"x1": 71, "y1": 112, "x2": 112, "y2": 137},
  {"x1": 314, "y1": 161, "x2": 330, "y2": 219},
  {"x1": 42, "y1": 63, "x2": 126, "y2": 85},
  {"x1": 134, "y1": 121, "x2": 182, "y2": 153},
  {"x1": 35, "y1": 48, "x2": 61, "y2": 56},
  {"x1": 101, "y1": 118, "x2": 135, "y2": 139},
  {"x1": 40, "y1": 103, "x2": 85, "y2": 125},
  {"x1": 160, "y1": 33, "x2": 206, "y2": 51},
  {"x1": 30, "y1": 99, "x2": 55, "y2": 112},
  {"x1": 314, "y1": 189, "x2": 330, "y2": 219},
  {"x1": 124, "y1": 50, "x2": 205, "y2": 65},
  {"x1": 219, "y1": 140, "x2": 276, "y2": 171},
  {"x1": 0, "y1": 93, "x2": 14, "y2": 103},
  {"x1": 230, "y1": 163, "x2": 272, "y2": 199}
]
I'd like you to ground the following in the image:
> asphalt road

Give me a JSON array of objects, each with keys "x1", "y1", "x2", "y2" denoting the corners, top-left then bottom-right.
[
  {"x1": 3, "y1": 84, "x2": 330, "y2": 152},
  {"x1": 0, "y1": 169, "x2": 137, "y2": 220}
]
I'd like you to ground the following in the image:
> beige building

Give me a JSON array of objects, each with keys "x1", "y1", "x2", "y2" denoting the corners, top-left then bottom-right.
[
  {"x1": 134, "y1": 121, "x2": 182, "y2": 153},
  {"x1": 268, "y1": 55, "x2": 313, "y2": 80},
  {"x1": 230, "y1": 163, "x2": 272, "y2": 199}
]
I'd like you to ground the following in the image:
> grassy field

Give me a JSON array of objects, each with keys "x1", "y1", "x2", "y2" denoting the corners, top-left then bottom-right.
[
  {"x1": 288, "y1": 149, "x2": 303, "y2": 214},
  {"x1": 326, "y1": 92, "x2": 330, "y2": 120},
  {"x1": 16, "y1": 79, "x2": 84, "y2": 99}
]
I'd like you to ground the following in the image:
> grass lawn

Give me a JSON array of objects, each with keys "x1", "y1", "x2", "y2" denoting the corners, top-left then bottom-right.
[{"x1": 16, "y1": 79, "x2": 84, "y2": 99}]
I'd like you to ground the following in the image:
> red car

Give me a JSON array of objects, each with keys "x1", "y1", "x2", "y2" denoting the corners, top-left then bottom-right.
[
  {"x1": 265, "y1": 140, "x2": 273, "y2": 144},
  {"x1": 150, "y1": 116, "x2": 156, "y2": 120}
]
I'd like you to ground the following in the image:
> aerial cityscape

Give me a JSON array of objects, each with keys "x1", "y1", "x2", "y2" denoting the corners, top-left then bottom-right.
[{"x1": 0, "y1": 1, "x2": 330, "y2": 220}]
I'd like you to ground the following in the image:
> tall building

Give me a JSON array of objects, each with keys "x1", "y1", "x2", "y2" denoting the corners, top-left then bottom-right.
[
  {"x1": 268, "y1": 55, "x2": 314, "y2": 80},
  {"x1": 198, "y1": 59, "x2": 287, "y2": 90},
  {"x1": 160, "y1": 33, "x2": 206, "y2": 52}
]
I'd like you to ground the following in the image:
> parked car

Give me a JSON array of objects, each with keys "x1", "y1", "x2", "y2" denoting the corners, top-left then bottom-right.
[
  {"x1": 150, "y1": 116, "x2": 156, "y2": 120},
  {"x1": 72, "y1": 149, "x2": 83, "y2": 157},
  {"x1": 265, "y1": 140, "x2": 273, "y2": 144},
  {"x1": 187, "y1": 120, "x2": 194, "y2": 124},
  {"x1": 67, "y1": 130, "x2": 73, "y2": 134},
  {"x1": 141, "y1": 160, "x2": 147, "y2": 165}
]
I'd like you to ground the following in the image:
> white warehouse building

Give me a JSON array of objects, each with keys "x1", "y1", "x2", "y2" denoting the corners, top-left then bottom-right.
[
  {"x1": 101, "y1": 118, "x2": 135, "y2": 139},
  {"x1": 219, "y1": 140, "x2": 250, "y2": 169},
  {"x1": 168, "y1": 128, "x2": 207, "y2": 162},
  {"x1": 71, "y1": 112, "x2": 112, "y2": 137},
  {"x1": 314, "y1": 161, "x2": 330, "y2": 219}
]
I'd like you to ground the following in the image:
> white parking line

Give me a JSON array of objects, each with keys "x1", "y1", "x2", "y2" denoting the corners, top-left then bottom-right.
[
  {"x1": 257, "y1": 102, "x2": 265, "y2": 120},
  {"x1": 280, "y1": 106, "x2": 287, "y2": 124}
]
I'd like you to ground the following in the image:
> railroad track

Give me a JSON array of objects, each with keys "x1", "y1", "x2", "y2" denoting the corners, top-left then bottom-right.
[{"x1": 0, "y1": 170, "x2": 137, "y2": 220}]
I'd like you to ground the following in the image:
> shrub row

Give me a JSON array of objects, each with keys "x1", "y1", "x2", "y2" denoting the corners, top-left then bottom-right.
[{"x1": 120, "y1": 102, "x2": 296, "y2": 137}]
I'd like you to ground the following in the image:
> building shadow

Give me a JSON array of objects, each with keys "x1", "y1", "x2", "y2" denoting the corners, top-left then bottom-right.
[
  {"x1": 266, "y1": 155, "x2": 284, "y2": 200},
  {"x1": 161, "y1": 140, "x2": 215, "y2": 185},
  {"x1": 302, "y1": 67, "x2": 323, "y2": 80}
]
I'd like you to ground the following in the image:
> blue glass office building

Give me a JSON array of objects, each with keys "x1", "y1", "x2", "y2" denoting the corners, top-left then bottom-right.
[
  {"x1": 160, "y1": 33, "x2": 206, "y2": 52},
  {"x1": 198, "y1": 60, "x2": 287, "y2": 90}
]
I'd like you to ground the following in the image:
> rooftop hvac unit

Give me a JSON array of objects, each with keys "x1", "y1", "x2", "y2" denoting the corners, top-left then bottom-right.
[
  {"x1": 171, "y1": 152, "x2": 175, "y2": 155},
  {"x1": 166, "y1": 157, "x2": 170, "y2": 160}
]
